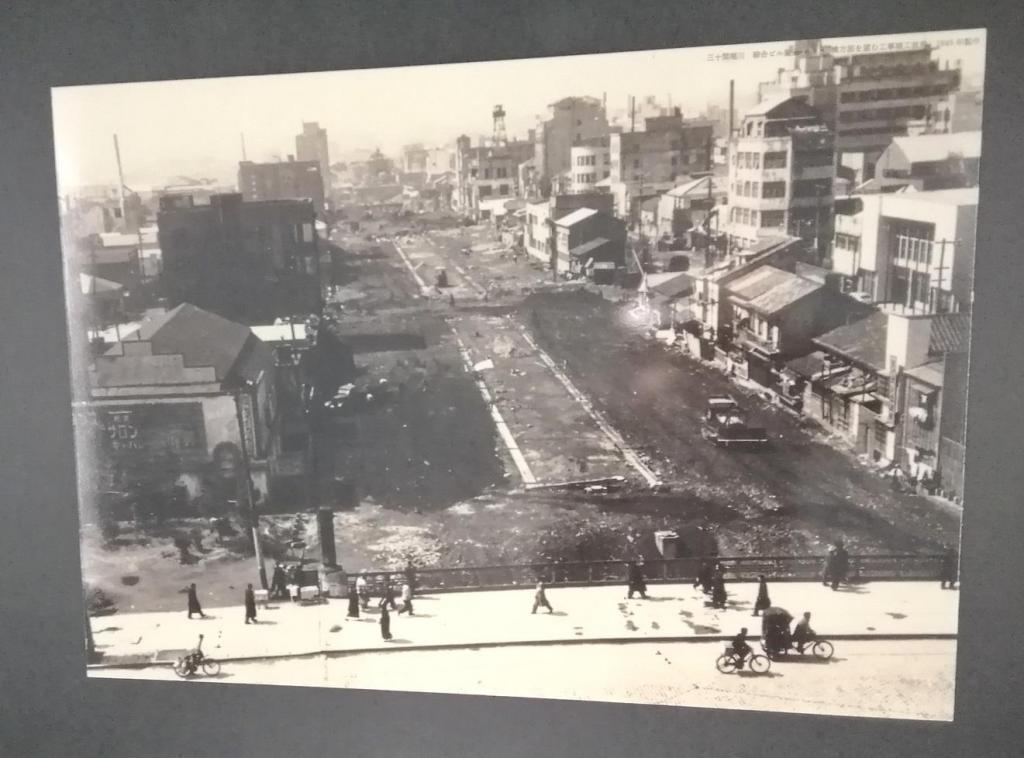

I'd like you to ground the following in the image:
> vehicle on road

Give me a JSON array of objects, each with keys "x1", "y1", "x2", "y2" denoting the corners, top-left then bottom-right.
[
  {"x1": 759, "y1": 606, "x2": 835, "y2": 660},
  {"x1": 700, "y1": 395, "x2": 769, "y2": 447},
  {"x1": 173, "y1": 639, "x2": 220, "y2": 678},
  {"x1": 716, "y1": 646, "x2": 772, "y2": 674}
]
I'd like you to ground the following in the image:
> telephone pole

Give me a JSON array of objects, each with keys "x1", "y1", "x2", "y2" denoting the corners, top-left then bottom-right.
[{"x1": 234, "y1": 382, "x2": 268, "y2": 590}]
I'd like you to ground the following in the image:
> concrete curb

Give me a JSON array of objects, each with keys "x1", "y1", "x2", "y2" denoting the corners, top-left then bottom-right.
[{"x1": 87, "y1": 632, "x2": 957, "y2": 671}]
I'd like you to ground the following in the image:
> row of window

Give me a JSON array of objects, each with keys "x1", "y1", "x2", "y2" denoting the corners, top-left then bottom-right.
[
  {"x1": 574, "y1": 171, "x2": 610, "y2": 184},
  {"x1": 469, "y1": 167, "x2": 510, "y2": 179},
  {"x1": 837, "y1": 104, "x2": 927, "y2": 124},
  {"x1": 834, "y1": 233, "x2": 860, "y2": 252},
  {"x1": 731, "y1": 180, "x2": 790, "y2": 199},
  {"x1": 732, "y1": 150, "x2": 789, "y2": 170},
  {"x1": 729, "y1": 207, "x2": 788, "y2": 229},
  {"x1": 477, "y1": 184, "x2": 511, "y2": 198},
  {"x1": 839, "y1": 83, "x2": 951, "y2": 104},
  {"x1": 575, "y1": 154, "x2": 608, "y2": 167}
]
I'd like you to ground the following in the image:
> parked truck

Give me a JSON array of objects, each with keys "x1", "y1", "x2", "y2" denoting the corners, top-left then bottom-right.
[{"x1": 701, "y1": 395, "x2": 769, "y2": 447}]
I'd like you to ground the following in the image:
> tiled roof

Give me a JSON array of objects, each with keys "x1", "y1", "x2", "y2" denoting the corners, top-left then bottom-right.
[
  {"x1": 784, "y1": 351, "x2": 829, "y2": 378},
  {"x1": 555, "y1": 207, "x2": 598, "y2": 227},
  {"x1": 929, "y1": 312, "x2": 971, "y2": 355},
  {"x1": 569, "y1": 237, "x2": 611, "y2": 259},
  {"x1": 111, "y1": 303, "x2": 268, "y2": 383},
  {"x1": 813, "y1": 310, "x2": 889, "y2": 371},
  {"x1": 728, "y1": 266, "x2": 822, "y2": 316}
]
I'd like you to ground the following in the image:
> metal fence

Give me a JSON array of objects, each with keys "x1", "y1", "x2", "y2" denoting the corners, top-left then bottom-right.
[{"x1": 347, "y1": 554, "x2": 945, "y2": 595}]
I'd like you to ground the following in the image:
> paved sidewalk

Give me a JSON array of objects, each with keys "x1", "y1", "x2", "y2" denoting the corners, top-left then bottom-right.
[{"x1": 89, "y1": 581, "x2": 958, "y2": 668}]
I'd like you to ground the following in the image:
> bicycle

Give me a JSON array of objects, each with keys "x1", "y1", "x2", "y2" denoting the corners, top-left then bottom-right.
[
  {"x1": 716, "y1": 646, "x2": 771, "y2": 674},
  {"x1": 173, "y1": 650, "x2": 221, "y2": 678},
  {"x1": 762, "y1": 638, "x2": 835, "y2": 661}
]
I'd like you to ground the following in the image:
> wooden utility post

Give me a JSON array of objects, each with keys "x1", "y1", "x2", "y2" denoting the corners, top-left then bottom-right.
[{"x1": 234, "y1": 383, "x2": 269, "y2": 590}]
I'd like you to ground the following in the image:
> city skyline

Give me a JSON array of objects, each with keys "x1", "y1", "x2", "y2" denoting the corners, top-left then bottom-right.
[{"x1": 52, "y1": 28, "x2": 983, "y2": 192}]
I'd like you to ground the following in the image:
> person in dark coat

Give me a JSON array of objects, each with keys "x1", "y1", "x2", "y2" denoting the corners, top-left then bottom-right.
[
  {"x1": 270, "y1": 563, "x2": 288, "y2": 600},
  {"x1": 346, "y1": 585, "x2": 360, "y2": 619},
  {"x1": 380, "y1": 580, "x2": 398, "y2": 610},
  {"x1": 185, "y1": 583, "x2": 205, "y2": 619},
  {"x1": 940, "y1": 545, "x2": 959, "y2": 589},
  {"x1": 244, "y1": 583, "x2": 258, "y2": 624},
  {"x1": 626, "y1": 561, "x2": 648, "y2": 599},
  {"x1": 379, "y1": 605, "x2": 392, "y2": 641},
  {"x1": 694, "y1": 560, "x2": 714, "y2": 595},
  {"x1": 711, "y1": 566, "x2": 727, "y2": 609},
  {"x1": 752, "y1": 575, "x2": 771, "y2": 616},
  {"x1": 830, "y1": 540, "x2": 850, "y2": 591}
]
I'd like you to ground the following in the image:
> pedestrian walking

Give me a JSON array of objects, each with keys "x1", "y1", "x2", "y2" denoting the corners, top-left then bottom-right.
[
  {"x1": 711, "y1": 565, "x2": 727, "y2": 609},
  {"x1": 404, "y1": 559, "x2": 417, "y2": 597},
  {"x1": 270, "y1": 562, "x2": 288, "y2": 600},
  {"x1": 185, "y1": 583, "x2": 206, "y2": 619},
  {"x1": 694, "y1": 560, "x2": 714, "y2": 595},
  {"x1": 356, "y1": 573, "x2": 370, "y2": 609},
  {"x1": 626, "y1": 561, "x2": 648, "y2": 599},
  {"x1": 532, "y1": 581, "x2": 554, "y2": 614},
  {"x1": 397, "y1": 582, "x2": 414, "y2": 616},
  {"x1": 347, "y1": 585, "x2": 360, "y2": 619},
  {"x1": 830, "y1": 540, "x2": 850, "y2": 591},
  {"x1": 940, "y1": 545, "x2": 959, "y2": 589},
  {"x1": 244, "y1": 583, "x2": 258, "y2": 624},
  {"x1": 379, "y1": 579, "x2": 398, "y2": 610},
  {"x1": 752, "y1": 575, "x2": 771, "y2": 617},
  {"x1": 379, "y1": 605, "x2": 393, "y2": 641}
]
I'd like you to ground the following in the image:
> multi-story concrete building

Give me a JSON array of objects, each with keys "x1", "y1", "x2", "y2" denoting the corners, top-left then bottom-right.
[
  {"x1": 524, "y1": 192, "x2": 615, "y2": 265},
  {"x1": 569, "y1": 137, "x2": 612, "y2": 193},
  {"x1": 758, "y1": 40, "x2": 962, "y2": 175},
  {"x1": 157, "y1": 193, "x2": 321, "y2": 324},
  {"x1": 830, "y1": 186, "x2": 977, "y2": 314},
  {"x1": 454, "y1": 135, "x2": 534, "y2": 221},
  {"x1": 295, "y1": 122, "x2": 331, "y2": 199},
  {"x1": 609, "y1": 111, "x2": 713, "y2": 185},
  {"x1": 533, "y1": 96, "x2": 610, "y2": 190},
  {"x1": 238, "y1": 159, "x2": 325, "y2": 209},
  {"x1": 726, "y1": 96, "x2": 835, "y2": 256}
]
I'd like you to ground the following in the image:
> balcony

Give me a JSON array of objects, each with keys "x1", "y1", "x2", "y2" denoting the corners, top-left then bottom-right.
[{"x1": 735, "y1": 325, "x2": 779, "y2": 355}]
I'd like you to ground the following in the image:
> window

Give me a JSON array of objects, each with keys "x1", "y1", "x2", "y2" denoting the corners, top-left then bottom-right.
[
  {"x1": 496, "y1": 167, "x2": 508, "y2": 178},
  {"x1": 633, "y1": 159, "x2": 641, "y2": 169},
  {"x1": 302, "y1": 223, "x2": 314, "y2": 243},
  {"x1": 751, "y1": 182, "x2": 760, "y2": 198},
  {"x1": 752, "y1": 153, "x2": 761, "y2": 169},
  {"x1": 671, "y1": 156, "x2": 678, "y2": 166},
  {"x1": 499, "y1": 184, "x2": 510, "y2": 196},
  {"x1": 763, "y1": 181, "x2": 786, "y2": 198},
  {"x1": 764, "y1": 151, "x2": 787, "y2": 169},
  {"x1": 743, "y1": 181, "x2": 752, "y2": 196},
  {"x1": 483, "y1": 168, "x2": 492, "y2": 179},
  {"x1": 761, "y1": 211, "x2": 785, "y2": 228},
  {"x1": 835, "y1": 233, "x2": 860, "y2": 252},
  {"x1": 603, "y1": 170, "x2": 610, "y2": 178},
  {"x1": 470, "y1": 168, "x2": 478, "y2": 178},
  {"x1": 749, "y1": 210, "x2": 759, "y2": 227},
  {"x1": 478, "y1": 185, "x2": 493, "y2": 197}
]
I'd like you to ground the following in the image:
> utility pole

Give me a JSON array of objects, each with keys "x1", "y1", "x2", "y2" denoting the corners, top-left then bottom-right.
[
  {"x1": 234, "y1": 382, "x2": 268, "y2": 590},
  {"x1": 113, "y1": 134, "x2": 126, "y2": 229},
  {"x1": 241, "y1": 132, "x2": 248, "y2": 161}
]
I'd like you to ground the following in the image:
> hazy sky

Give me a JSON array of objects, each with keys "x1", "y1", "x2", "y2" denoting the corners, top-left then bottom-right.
[{"x1": 52, "y1": 28, "x2": 985, "y2": 192}]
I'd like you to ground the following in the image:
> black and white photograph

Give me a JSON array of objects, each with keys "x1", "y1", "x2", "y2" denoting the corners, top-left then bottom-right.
[{"x1": 54, "y1": 28, "x2": 985, "y2": 721}]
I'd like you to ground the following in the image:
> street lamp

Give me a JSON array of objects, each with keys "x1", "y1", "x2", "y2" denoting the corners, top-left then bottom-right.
[{"x1": 234, "y1": 378, "x2": 269, "y2": 590}]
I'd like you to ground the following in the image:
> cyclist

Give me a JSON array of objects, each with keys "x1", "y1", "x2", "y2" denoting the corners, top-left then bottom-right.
[
  {"x1": 792, "y1": 612, "x2": 816, "y2": 654},
  {"x1": 731, "y1": 627, "x2": 752, "y2": 669},
  {"x1": 185, "y1": 634, "x2": 205, "y2": 675}
]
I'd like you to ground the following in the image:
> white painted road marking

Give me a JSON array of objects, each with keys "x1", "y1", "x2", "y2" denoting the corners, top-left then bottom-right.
[{"x1": 451, "y1": 331, "x2": 537, "y2": 485}]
